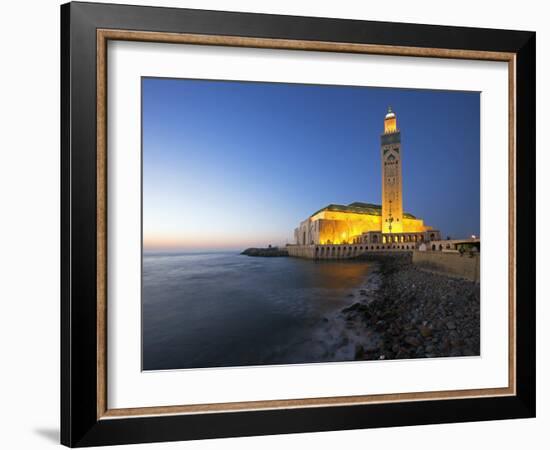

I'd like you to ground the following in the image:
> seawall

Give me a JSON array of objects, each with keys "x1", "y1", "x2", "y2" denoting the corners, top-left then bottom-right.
[
  {"x1": 286, "y1": 243, "x2": 416, "y2": 260},
  {"x1": 412, "y1": 251, "x2": 480, "y2": 282}
]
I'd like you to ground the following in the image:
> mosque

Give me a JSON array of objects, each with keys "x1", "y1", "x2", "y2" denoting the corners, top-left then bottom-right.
[{"x1": 287, "y1": 107, "x2": 441, "y2": 259}]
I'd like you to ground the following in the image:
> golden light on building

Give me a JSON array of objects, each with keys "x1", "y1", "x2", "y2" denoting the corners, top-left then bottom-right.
[
  {"x1": 302, "y1": 202, "x2": 431, "y2": 246},
  {"x1": 384, "y1": 106, "x2": 397, "y2": 134},
  {"x1": 291, "y1": 107, "x2": 441, "y2": 254}
]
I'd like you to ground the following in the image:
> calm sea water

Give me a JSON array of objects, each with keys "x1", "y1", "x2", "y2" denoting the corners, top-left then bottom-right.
[{"x1": 142, "y1": 252, "x2": 377, "y2": 370}]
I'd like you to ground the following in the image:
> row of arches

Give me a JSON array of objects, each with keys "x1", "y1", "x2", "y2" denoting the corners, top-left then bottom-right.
[
  {"x1": 314, "y1": 243, "x2": 415, "y2": 259},
  {"x1": 381, "y1": 234, "x2": 432, "y2": 244}
]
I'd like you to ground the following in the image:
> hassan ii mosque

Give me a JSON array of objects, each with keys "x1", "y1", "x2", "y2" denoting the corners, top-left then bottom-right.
[{"x1": 287, "y1": 107, "x2": 441, "y2": 259}]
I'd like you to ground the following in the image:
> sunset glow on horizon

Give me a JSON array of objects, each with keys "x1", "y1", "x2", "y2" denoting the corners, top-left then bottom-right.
[{"x1": 143, "y1": 233, "x2": 290, "y2": 252}]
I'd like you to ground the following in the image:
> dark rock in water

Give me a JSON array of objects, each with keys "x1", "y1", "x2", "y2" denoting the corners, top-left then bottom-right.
[
  {"x1": 418, "y1": 325, "x2": 432, "y2": 337},
  {"x1": 241, "y1": 247, "x2": 289, "y2": 257},
  {"x1": 342, "y1": 302, "x2": 363, "y2": 313}
]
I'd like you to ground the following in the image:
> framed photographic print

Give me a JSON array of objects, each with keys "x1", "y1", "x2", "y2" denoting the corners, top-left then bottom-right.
[{"x1": 61, "y1": 1, "x2": 536, "y2": 447}]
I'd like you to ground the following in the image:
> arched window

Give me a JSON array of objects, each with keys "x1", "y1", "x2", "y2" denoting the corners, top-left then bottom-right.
[{"x1": 432, "y1": 244, "x2": 436, "y2": 251}]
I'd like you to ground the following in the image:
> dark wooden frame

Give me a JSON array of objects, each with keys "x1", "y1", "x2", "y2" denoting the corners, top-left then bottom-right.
[{"x1": 61, "y1": 1, "x2": 536, "y2": 447}]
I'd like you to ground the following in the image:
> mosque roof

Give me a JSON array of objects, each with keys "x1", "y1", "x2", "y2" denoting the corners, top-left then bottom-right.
[{"x1": 310, "y1": 202, "x2": 417, "y2": 219}]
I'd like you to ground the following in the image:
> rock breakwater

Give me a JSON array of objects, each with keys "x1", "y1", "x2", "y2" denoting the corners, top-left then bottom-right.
[
  {"x1": 241, "y1": 247, "x2": 289, "y2": 257},
  {"x1": 344, "y1": 254, "x2": 480, "y2": 361}
]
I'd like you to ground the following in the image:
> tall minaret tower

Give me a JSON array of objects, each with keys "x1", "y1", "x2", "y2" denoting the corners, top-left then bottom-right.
[{"x1": 381, "y1": 107, "x2": 403, "y2": 234}]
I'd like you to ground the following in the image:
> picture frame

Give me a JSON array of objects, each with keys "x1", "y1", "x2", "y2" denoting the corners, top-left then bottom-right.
[{"x1": 60, "y1": 1, "x2": 535, "y2": 447}]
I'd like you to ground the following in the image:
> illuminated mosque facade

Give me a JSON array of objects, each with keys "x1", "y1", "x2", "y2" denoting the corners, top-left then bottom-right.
[{"x1": 288, "y1": 108, "x2": 441, "y2": 259}]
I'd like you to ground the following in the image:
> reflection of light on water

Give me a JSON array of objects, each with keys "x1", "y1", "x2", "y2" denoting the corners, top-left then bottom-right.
[{"x1": 297, "y1": 259, "x2": 375, "y2": 290}]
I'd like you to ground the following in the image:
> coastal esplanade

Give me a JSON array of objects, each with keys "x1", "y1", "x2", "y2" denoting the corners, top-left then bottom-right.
[{"x1": 288, "y1": 107, "x2": 441, "y2": 259}]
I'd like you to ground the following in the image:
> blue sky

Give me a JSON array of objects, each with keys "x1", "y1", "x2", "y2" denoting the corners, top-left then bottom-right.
[{"x1": 142, "y1": 77, "x2": 480, "y2": 251}]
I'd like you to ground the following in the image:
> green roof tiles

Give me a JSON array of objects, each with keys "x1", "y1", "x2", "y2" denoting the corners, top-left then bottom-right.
[{"x1": 310, "y1": 202, "x2": 417, "y2": 219}]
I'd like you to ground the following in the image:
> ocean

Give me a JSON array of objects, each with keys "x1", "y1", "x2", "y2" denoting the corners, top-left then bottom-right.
[{"x1": 142, "y1": 252, "x2": 379, "y2": 370}]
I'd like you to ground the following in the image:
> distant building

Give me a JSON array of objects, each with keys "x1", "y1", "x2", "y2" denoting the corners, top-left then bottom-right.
[{"x1": 288, "y1": 108, "x2": 441, "y2": 259}]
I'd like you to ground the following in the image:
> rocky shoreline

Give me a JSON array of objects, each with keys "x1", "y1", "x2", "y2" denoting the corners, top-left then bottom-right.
[{"x1": 342, "y1": 254, "x2": 480, "y2": 361}]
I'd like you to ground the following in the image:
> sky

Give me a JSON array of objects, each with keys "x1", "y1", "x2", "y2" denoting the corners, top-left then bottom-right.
[{"x1": 142, "y1": 77, "x2": 480, "y2": 251}]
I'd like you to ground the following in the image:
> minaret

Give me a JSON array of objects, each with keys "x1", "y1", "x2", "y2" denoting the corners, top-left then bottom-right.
[{"x1": 381, "y1": 107, "x2": 403, "y2": 234}]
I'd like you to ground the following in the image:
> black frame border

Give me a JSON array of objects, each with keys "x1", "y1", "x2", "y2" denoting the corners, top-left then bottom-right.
[{"x1": 61, "y1": 2, "x2": 535, "y2": 447}]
